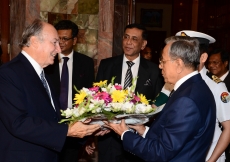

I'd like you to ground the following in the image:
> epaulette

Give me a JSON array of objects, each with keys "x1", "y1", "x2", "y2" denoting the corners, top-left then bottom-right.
[{"x1": 206, "y1": 71, "x2": 222, "y2": 84}]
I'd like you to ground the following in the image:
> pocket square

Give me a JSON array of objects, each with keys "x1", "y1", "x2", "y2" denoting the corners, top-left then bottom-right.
[{"x1": 144, "y1": 79, "x2": 152, "y2": 86}]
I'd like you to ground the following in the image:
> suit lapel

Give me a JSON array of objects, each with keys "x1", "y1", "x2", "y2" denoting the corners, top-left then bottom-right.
[
  {"x1": 112, "y1": 55, "x2": 123, "y2": 84},
  {"x1": 19, "y1": 54, "x2": 59, "y2": 115},
  {"x1": 135, "y1": 57, "x2": 150, "y2": 92}
]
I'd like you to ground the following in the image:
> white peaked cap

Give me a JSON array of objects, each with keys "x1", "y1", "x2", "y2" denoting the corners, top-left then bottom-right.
[{"x1": 175, "y1": 30, "x2": 216, "y2": 45}]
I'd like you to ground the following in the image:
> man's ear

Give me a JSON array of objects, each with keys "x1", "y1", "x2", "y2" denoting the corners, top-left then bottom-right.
[
  {"x1": 30, "y1": 36, "x2": 39, "y2": 48},
  {"x1": 200, "y1": 53, "x2": 208, "y2": 64},
  {"x1": 224, "y1": 60, "x2": 228, "y2": 68},
  {"x1": 141, "y1": 40, "x2": 147, "y2": 50},
  {"x1": 73, "y1": 37, "x2": 77, "y2": 46}
]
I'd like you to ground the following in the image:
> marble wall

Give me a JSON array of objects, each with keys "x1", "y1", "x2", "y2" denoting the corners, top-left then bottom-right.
[
  {"x1": 40, "y1": 0, "x2": 99, "y2": 58},
  {"x1": 40, "y1": 0, "x2": 113, "y2": 74}
]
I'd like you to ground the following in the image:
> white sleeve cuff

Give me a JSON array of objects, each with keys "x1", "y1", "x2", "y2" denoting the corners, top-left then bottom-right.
[
  {"x1": 142, "y1": 126, "x2": 149, "y2": 138},
  {"x1": 161, "y1": 85, "x2": 171, "y2": 96},
  {"x1": 121, "y1": 130, "x2": 130, "y2": 140}
]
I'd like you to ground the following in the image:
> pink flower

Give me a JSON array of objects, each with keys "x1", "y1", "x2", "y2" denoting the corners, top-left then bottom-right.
[
  {"x1": 89, "y1": 86, "x2": 99, "y2": 92},
  {"x1": 130, "y1": 94, "x2": 140, "y2": 104},
  {"x1": 94, "y1": 92, "x2": 112, "y2": 105},
  {"x1": 114, "y1": 85, "x2": 122, "y2": 90}
]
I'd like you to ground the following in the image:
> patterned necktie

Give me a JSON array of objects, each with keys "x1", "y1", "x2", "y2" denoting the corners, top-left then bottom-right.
[
  {"x1": 60, "y1": 57, "x2": 69, "y2": 110},
  {"x1": 40, "y1": 71, "x2": 51, "y2": 99},
  {"x1": 169, "y1": 89, "x2": 175, "y2": 98},
  {"x1": 124, "y1": 61, "x2": 135, "y2": 89}
]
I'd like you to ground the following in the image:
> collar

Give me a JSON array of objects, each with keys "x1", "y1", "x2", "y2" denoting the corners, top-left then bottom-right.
[
  {"x1": 174, "y1": 71, "x2": 198, "y2": 90},
  {"x1": 220, "y1": 71, "x2": 229, "y2": 81},
  {"x1": 123, "y1": 54, "x2": 140, "y2": 64},
  {"x1": 21, "y1": 50, "x2": 43, "y2": 77},
  {"x1": 58, "y1": 50, "x2": 74, "y2": 62}
]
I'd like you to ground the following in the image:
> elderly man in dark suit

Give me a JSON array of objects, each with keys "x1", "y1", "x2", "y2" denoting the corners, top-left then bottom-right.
[
  {"x1": 93, "y1": 23, "x2": 164, "y2": 162},
  {"x1": 106, "y1": 36, "x2": 216, "y2": 162},
  {"x1": 0, "y1": 19, "x2": 100, "y2": 162},
  {"x1": 44, "y1": 20, "x2": 95, "y2": 162}
]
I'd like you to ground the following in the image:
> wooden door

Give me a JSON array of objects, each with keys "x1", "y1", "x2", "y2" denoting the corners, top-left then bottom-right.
[{"x1": 0, "y1": 0, "x2": 10, "y2": 64}]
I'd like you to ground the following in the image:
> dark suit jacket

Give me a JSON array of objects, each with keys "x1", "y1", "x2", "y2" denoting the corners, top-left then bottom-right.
[
  {"x1": 0, "y1": 53, "x2": 68, "y2": 162},
  {"x1": 123, "y1": 74, "x2": 216, "y2": 162},
  {"x1": 96, "y1": 55, "x2": 164, "y2": 101},
  {"x1": 96, "y1": 54, "x2": 164, "y2": 162},
  {"x1": 45, "y1": 51, "x2": 95, "y2": 101},
  {"x1": 44, "y1": 51, "x2": 95, "y2": 159},
  {"x1": 224, "y1": 72, "x2": 230, "y2": 91}
]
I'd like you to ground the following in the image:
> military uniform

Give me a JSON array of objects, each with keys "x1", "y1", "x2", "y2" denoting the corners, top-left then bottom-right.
[{"x1": 200, "y1": 67, "x2": 230, "y2": 161}]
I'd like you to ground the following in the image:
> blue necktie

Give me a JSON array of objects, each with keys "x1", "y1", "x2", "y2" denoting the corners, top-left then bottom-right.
[
  {"x1": 124, "y1": 61, "x2": 134, "y2": 89},
  {"x1": 40, "y1": 71, "x2": 51, "y2": 99},
  {"x1": 60, "y1": 57, "x2": 69, "y2": 110}
]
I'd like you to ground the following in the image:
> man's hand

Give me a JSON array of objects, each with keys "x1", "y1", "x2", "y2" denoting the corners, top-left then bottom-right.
[
  {"x1": 103, "y1": 119, "x2": 129, "y2": 136},
  {"x1": 94, "y1": 128, "x2": 111, "y2": 136},
  {"x1": 67, "y1": 122, "x2": 100, "y2": 138},
  {"x1": 85, "y1": 137, "x2": 96, "y2": 155},
  {"x1": 128, "y1": 124, "x2": 146, "y2": 136}
]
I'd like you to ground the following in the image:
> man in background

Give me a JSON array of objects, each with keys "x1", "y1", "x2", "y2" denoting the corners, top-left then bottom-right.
[
  {"x1": 140, "y1": 46, "x2": 152, "y2": 61},
  {"x1": 45, "y1": 20, "x2": 95, "y2": 162},
  {"x1": 207, "y1": 49, "x2": 230, "y2": 90},
  {"x1": 95, "y1": 23, "x2": 164, "y2": 162}
]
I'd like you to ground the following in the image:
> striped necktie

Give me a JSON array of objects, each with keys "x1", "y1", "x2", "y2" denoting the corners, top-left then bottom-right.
[
  {"x1": 124, "y1": 61, "x2": 134, "y2": 89},
  {"x1": 40, "y1": 71, "x2": 51, "y2": 99}
]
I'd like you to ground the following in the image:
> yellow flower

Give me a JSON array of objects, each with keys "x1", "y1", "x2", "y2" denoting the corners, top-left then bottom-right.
[
  {"x1": 111, "y1": 90, "x2": 126, "y2": 103},
  {"x1": 74, "y1": 90, "x2": 87, "y2": 104},
  {"x1": 140, "y1": 94, "x2": 149, "y2": 105},
  {"x1": 93, "y1": 80, "x2": 107, "y2": 87}
]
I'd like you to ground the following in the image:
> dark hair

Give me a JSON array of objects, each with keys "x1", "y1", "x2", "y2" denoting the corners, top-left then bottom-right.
[
  {"x1": 19, "y1": 19, "x2": 44, "y2": 48},
  {"x1": 209, "y1": 49, "x2": 229, "y2": 64},
  {"x1": 124, "y1": 23, "x2": 148, "y2": 40},
  {"x1": 54, "y1": 20, "x2": 79, "y2": 38}
]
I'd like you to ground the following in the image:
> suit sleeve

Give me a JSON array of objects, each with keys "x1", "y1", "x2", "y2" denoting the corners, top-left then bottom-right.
[{"x1": 122, "y1": 97, "x2": 201, "y2": 161}]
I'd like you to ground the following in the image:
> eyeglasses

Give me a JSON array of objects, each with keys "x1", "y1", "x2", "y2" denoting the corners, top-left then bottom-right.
[
  {"x1": 123, "y1": 35, "x2": 141, "y2": 43},
  {"x1": 59, "y1": 37, "x2": 73, "y2": 42},
  {"x1": 159, "y1": 59, "x2": 174, "y2": 65}
]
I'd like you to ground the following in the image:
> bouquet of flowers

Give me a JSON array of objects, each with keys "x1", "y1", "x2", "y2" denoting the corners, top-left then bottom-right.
[{"x1": 59, "y1": 77, "x2": 158, "y2": 125}]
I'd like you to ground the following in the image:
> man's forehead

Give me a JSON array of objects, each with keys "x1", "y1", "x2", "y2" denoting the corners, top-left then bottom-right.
[{"x1": 125, "y1": 28, "x2": 142, "y2": 36}]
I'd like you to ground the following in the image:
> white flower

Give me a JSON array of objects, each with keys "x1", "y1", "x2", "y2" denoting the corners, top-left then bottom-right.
[
  {"x1": 109, "y1": 103, "x2": 123, "y2": 112},
  {"x1": 64, "y1": 108, "x2": 74, "y2": 118},
  {"x1": 122, "y1": 102, "x2": 135, "y2": 113},
  {"x1": 135, "y1": 104, "x2": 152, "y2": 113}
]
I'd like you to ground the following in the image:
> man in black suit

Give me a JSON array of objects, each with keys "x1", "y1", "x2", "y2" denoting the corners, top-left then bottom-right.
[
  {"x1": 95, "y1": 23, "x2": 164, "y2": 162},
  {"x1": 208, "y1": 49, "x2": 230, "y2": 90},
  {"x1": 45, "y1": 20, "x2": 95, "y2": 162},
  {"x1": 0, "y1": 19, "x2": 100, "y2": 162}
]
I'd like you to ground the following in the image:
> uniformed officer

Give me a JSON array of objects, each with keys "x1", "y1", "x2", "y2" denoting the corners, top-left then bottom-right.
[{"x1": 153, "y1": 31, "x2": 230, "y2": 162}]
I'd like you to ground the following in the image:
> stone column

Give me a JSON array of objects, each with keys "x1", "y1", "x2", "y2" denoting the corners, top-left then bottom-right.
[
  {"x1": 10, "y1": 0, "x2": 40, "y2": 59},
  {"x1": 97, "y1": 0, "x2": 114, "y2": 69}
]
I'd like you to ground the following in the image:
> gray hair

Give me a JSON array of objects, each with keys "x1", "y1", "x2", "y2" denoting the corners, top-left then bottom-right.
[
  {"x1": 165, "y1": 36, "x2": 200, "y2": 69},
  {"x1": 19, "y1": 19, "x2": 44, "y2": 48}
]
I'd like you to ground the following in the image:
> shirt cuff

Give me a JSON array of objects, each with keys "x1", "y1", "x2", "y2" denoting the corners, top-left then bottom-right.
[
  {"x1": 142, "y1": 126, "x2": 149, "y2": 138},
  {"x1": 121, "y1": 130, "x2": 130, "y2": 140},
  {"x1": 161, "y1": 85, "x2": 171, "y2": 96}
]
